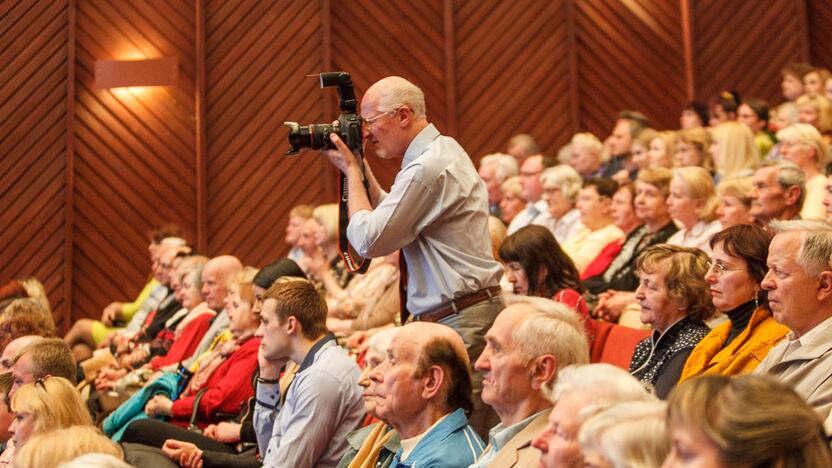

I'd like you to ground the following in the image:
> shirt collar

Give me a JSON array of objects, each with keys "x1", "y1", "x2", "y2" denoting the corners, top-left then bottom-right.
[
  {"x1": 487, "y1": 409, "x2": 547, "y2": 453},
  {"x1": 298, "y1": 333, "x2": 337, "y2": 373},
  {"x1": 402, "y1": 123, "x2": 440, "y2": 168},
  {"x1": 795, "y1": 314, "x2": 832, "y2": 347}
]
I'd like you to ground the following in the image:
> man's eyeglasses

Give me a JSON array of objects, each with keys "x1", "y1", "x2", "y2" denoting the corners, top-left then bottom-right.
[
  {"x1": 706, "y1": 260, "x2": 744, "y2": 277},
  {"x1": 361, "y1": 108, "x2": 399, "y2": 127}
]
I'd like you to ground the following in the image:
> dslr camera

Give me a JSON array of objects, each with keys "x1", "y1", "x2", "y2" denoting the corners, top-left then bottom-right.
[{"x1": 284, "y1": 72, "x2": 362, "y2": 155}]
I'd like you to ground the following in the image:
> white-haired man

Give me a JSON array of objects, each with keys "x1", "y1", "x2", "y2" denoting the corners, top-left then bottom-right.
[
  {"x1": 325, "y1": 76, "x2": 503, "y2": 435},
  {"x1": 479, "y1": 153, "x2": 519, "y2": 219},
  {"x1": 749, "y1": 160, "x2": 805, "y2": 224},
  {"x1": 568, "y1": 133, "x2": 605, "y2": 180},
  {"x1": 471, "y1": 296, "x2": 589, "y2": 468},
  {"x1": 755, "y1": 220, "x2": 832, "y2": 431},
  {"x1": 531, "y1": 364, "x2": 655, "y2": 468}
]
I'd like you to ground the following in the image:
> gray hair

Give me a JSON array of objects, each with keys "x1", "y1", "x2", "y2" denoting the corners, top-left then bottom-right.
[
  {"x1": 776, "y1": 123, "x2": 830, "y2": 172},
  {"x1": 480, "y1": 153, "x2": 519, "y2": 183},
  {"x1": 578, "y1": 401, "x2": 670, "y2": 468},
  {"x1": 366, "y1": 327, "x2": 399, "y2": 359},
  {"x1": 570, "y1": 133, "x2": 604, "y2": 160},
  {"x1": 760, "y1": 160, "x2": 806, "y2": 210},
  {"x1": 503, "y1": 295, "x2": 589, "y2": 394},
  {"x1": 552, "y1": 363, "x2": 655, "y2": 405},
  {"x1": 540, "y1": 164, "x2": 583, "y2": 202},
  {"x1": 375, "y1": 76, "x2": 427, "y2": 120},
  {"x1": 769, "y1": 219, "x2": 832, "y2": 275}
]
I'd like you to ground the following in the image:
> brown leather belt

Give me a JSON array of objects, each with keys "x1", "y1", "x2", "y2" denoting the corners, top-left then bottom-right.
[{"x1": 414, "y1": 286, "x2": 502, "y2": 323}]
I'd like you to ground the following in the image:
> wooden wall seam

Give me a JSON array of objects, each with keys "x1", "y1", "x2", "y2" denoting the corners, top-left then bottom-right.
[
  {"x1": 195, "y1": 0, "x2": 207, "y2": 253},
  {"x1": 680, "y1": 0, "x2": 695, "y2": 100},
  {"x1": 63, "y1": 0, "x2": 76, "y2": 333},
  {"x1": 443, "y1": 0, "x2": 457, "y2": 137},
  {"x1": 566, "y1": 0, "x2": 580, "y2": 134}
]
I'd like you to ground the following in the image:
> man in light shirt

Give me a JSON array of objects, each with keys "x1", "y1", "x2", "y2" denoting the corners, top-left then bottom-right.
[{"x1": 507, "y1": 154, "x2": 558, "y2": 235}]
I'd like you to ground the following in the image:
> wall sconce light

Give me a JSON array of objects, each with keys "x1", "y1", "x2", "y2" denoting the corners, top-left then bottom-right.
[{"x1": 95, "y1": 57, "x2": 178, "y2": 89}]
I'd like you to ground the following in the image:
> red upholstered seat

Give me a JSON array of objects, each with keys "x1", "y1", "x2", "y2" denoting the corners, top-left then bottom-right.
[{"x1": 589, "y1": 319, "x2": 651, "y2": 369}]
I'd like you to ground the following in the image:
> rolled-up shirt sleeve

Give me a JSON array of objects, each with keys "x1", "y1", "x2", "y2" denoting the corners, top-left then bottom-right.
[{"x1": 347, "y1": 166, "x2": 437, "y2": 258}]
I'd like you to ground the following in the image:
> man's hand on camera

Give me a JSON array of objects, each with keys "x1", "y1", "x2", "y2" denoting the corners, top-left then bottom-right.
[{"x1": 324, "y1": 133, "x2": 360, "y2": 175}]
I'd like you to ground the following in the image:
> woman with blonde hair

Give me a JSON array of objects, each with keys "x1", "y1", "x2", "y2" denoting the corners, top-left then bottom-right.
[
  {"x1": 804, "y1": 67, "x2": 831, "y2": 97},
  {"x1": 647, "y1": 131, "x2": 675, "y2": 168},
  {"x1": 664, "y1": 375, "x2": 832, "y2": 468},
  {"x1": 14, "y1": 425, "x2": 123, "y2": 468},
  {"x1": 498, "y1": 176, "x2": 526, "y2": 225},
  {"x1": 777, "y1": 123, "x2": 830, "y2": 220},
  {"x1": 6, "y1": 377, "x2": 92, "y2": 465},
  {"x1": 578, "y1": 401, "x2": 669, "y2": 468},
  {"x1": 306, "y1": 203, "x2": 355, "y2": 295},
  {"x1": 710, "y1": 121, "x2": 760, "y2": 182},
  {"x1": 674, "y1": 128, "x2": 713, "y2": 172},
  {"x1": 715, "y1": 176, "x2": 754, "y2": 227},
  {"x1": 630, "y1": 128, "x2": 658, "y2": 172},
  {"x1": 796, "y1": 94, "x2": 832, "y2": 139},
  {"x1": 665, "y1": 167, "x2": 722, "y2": 254}
]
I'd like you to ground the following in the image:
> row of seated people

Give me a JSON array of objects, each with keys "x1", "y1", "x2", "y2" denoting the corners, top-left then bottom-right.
[{"x1": 1, "y1": 254, "x2": 831, "y2": 467}]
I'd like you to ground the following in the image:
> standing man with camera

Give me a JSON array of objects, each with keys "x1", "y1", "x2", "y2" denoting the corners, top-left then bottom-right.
[{"x1": 325, "y1": 75, "x2": 503, "y2": 436}]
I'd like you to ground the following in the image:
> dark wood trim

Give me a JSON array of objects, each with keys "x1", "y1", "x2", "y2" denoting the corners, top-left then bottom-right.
[
  {"x1": 443, "y1": 0, "x2": 457, "y2": 136},
  {"x1": 566, "y1": 0, "x2": 580, "y2": 133},
  {"x1": 195, "y1": 0, "x2": 207, "y2": 253},
  {"x1": 63, "y1": 0, "x2": 76, "y2": 332},
  {"x1": 797, "y1": 0, "x2": 810, "y2": 61},
  {"x1": 680, "y1": 0, "x2": 695, "y2": 100}
]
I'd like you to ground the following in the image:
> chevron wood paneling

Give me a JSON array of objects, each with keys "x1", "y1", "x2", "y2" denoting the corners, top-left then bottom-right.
[
  {"x1": 807, "y1": 0, "x2": 832, "y2": 69},
  {"x1": 692, "y1": 0, "x2": 806, "y2": 106},
  {"x1": 0, "y1": 0, "x2": 69, "y2": 329},
  {"x1": 204, "y1": 0, "x2": 328, "y2": 266},
  {"x1": 575, "y1": 0, "x2": 686, "y2": 135},
  {"x1": 72, "y1": 0, "x2": 196, "y2": 321},
  {"x1": 455, "y1": 0, "x2": 572, "y2": 160}
]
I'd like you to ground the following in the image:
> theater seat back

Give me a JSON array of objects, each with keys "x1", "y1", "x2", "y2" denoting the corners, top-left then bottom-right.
[{"x1": 589, "y1": 319, "x2": 651, "y2": 369}]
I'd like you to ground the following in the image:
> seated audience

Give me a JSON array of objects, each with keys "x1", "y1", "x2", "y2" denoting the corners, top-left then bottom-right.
[
  {"x1": 472, "y1": 296, "x2": 589, "y2": 467},
  {"x1": 749, "y1": 160, "x2": 805, "y2": 224},
  {"x1": 577, "y1": 401, "x2": 669, "y2": 468},
  {"x1": 679, "y1": 100, "x2": 709, "y2": 129},
  {"x1": 585, "y1": 168, "x2": 678, "y2": 322},
  {"x1": 567, "y1": 133, "x2": 604, "y2": 179},
  {"x1": 754, "y1": 220, "x2": 832, "y2": 430},
  {"x1": 326, "y1": 253, "x2": 399, "y2": 338},
  {"x1": 11, "y1": 338, "x2": 76, "y2": 395},
  {"x1": 628, "y1": 128, "x2": 657, "y2": 175},
  {"x1": 805, "y1": 67, "x2": 831, "y2": 97},
  {"x1": 777, "y1": 123, "x2": 829, "y2": 219},
  {"x1": 370, "y1": 321, "x2": 484, "y2": 467},
  {"x1": 580, "y1": 183, "x2": 641, "y2": 280},
  {"x1": 531, "y1": 363, "x2": 655, "y2": 468},
  {"x1": 561, "y1": 178, "x2": 624, "y2": 273},
  {"x1": 506, "y1": 133, "x2": 540, "y2": 161},
  {"x1": 647, "y1": 130, "x2": 675, "y2": 168},
  {"x1": 1, "y1": 376, "x2": 91, "y2": 467},
  {"x1": 14, "y1": 426, "x2": 123, "y2": 468},
  {"x1": 0, "y1": 337, "x2": 42, "y2": 375},
  {"x1": 284, "y1": 204, "x2": 314, "y2": 263},
  {"x1": 539, "y1": 165, "x2": 584, "y2": 243},
  {"x1": 106, "y1": 269, "x2": 260, "y2": 440},
  {"x1": 796, "y1": 94, "x2": 832, "y2": 140},
  {"x1": 710, "y1": 121, "x2": 760, "y2": 182},
  {"x1": 336, "y1": 328, "x2": 400, "y2": 468},
  {"x1": 600, "y1": 110, "x2": 649, "y2": 181},
  {"x1": 629, "y1": 245, "x2": 713, "y2": 398},
  {"x1": 665, "y1": 166, "x2": 722, "y2": 254},
  {"x1": 253, "y1": 279, "x2": 363, "y2": 466},
  {"x1": 498, "y1": 225, "x2": 588, "y2": 318},
  {"x1": 781, "y1": 62, "x2": 814, "y2": 103},
  {"x1": 508, "y1": 155, "x2": 557, "y2": 235},
  {"x1": 0, "y1": 299, "x2": 55, "y2": 353},
  {"x1": 737, "y1": 98, "x2": 775, "y2": 157},
  {"x1": 715, "y1": 176, "x2": 754, "y2": 228},
  {"x1": 479, "y1": 153, "x2": 519, "y2": 218},
  {"x1": 707, "y1": 90, "x2": 740, "y2": 126},
  {"x1": 680, "y1": 225, "x2": 789, "y2": 381},
  {"x1": 674, "y1": 127, "x2": 713, "y2": 172},
  {"x1": 664, "y1": 375, "x2": 832, "y2": 467},
  {"x1": 498, "y1": 176, "x2": 527, "y2": 226},
  {"x1": 306, "y1": 203, "x2": 355, "y2": 293}
]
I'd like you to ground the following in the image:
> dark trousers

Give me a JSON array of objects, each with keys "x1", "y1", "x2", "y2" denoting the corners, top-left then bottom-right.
[{"x1": 121, "y1": 418, "x2": 236, "y2": 453}]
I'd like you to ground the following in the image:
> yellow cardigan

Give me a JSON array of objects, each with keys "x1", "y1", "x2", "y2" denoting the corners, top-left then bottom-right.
[{"x1": 680, "y1": 306, "x2": 789, "y2": 382}]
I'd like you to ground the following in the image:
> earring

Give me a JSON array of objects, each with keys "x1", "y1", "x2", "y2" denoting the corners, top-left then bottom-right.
[{"x1": 754, "y1": 290, "x2": 760, "y2": 309}]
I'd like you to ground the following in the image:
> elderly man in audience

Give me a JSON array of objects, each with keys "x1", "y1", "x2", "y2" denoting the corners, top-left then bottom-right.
[
  {"x1": 568, "y1": 133, "x2": 605, "y2": 180},
  {"x1": 600, "y1": 110, "x2": 649, "y2": 181},
  {"x1": 479, "y1": 153, "x2": 519, "y2": 219},
  {"x1": 506, "y1": 134, "x2": 540, "y2": 161},
  {"x1": 0, "y1": 337, "x2": 43, "y2": 375},
  {"x1": 749, "y1": 160, "x2": 805, "y2": 224},
  {"x1": 369, "y1": 321, "x2": 484, "y2": 467},
  {"x1": 471, "y1": 296, "x2": 589, "y2": 468},
  {"x1": 755, "y1": 220, "x2": 832, "y2": 431},
  {"x1": 531, "y1": 364, "x2": 655, "y2": 468},
  {"x1": 251, "y1": 279, "x2": 363, "y2": 467},
  {"x1": 11, "y1": 338, "x2": 75, "y2": 396},
  {"x1": 508, "y1": 154, "x2": 558, "y2": 234}
]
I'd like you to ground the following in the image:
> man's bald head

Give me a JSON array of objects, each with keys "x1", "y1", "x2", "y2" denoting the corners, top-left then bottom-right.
[
  {"x1": 0, "y1": 336, "x2": 43, "y2": 374},
  {"x1": 201, "y1": 255, "x2": 243, "y2": 310}
]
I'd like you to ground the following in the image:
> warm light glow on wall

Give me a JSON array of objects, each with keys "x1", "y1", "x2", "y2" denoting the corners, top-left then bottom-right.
[{"x1": 95, "y1": 57, "x2": 178, "y2": 89}]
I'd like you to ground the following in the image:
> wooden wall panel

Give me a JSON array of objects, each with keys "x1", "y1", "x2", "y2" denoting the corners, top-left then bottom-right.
[
  {"x1": 204, "y1": 0, "x2": 326, "y2": 266},
  {"x1": 72, "y1": 0, "x2": 195, "y2": 321},
  {"x1": 575, "y1": 0, "x2": 686, "y2": 134},
  {"x1": 0, "y1": 0, "x2": 68, "y2": 328},
  {"x1": 692, "y1": 0, "x2": 806, "y2": 106},
  {"x1": 455, "y1": 0, "x2": 572, "y2": 159},
  {"x1": 807, "y1": 0, "x2": 832, "y2": 69}
]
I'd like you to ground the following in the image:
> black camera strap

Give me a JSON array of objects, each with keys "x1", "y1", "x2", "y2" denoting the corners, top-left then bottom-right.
[{"x1": 338, "y1": 165, "x2": 371, "y2": 274}]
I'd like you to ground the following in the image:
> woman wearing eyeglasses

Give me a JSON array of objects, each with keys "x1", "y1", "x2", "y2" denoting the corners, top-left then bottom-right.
[{"x1": 679, "y1": 225, "x2": 789, "y2": 382}]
